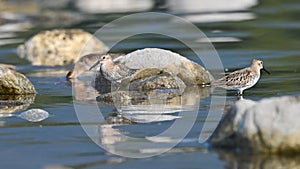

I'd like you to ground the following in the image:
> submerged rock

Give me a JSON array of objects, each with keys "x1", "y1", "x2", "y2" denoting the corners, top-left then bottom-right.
[
  {"x1": 0, "y1": 65, "x2": 36, "y2": 94},
  {"x1": 210, "y1": 95, "x2": 300, "y2": 154},
  {"x1": 18, "y1": 29, "x2": 107, "y2": 66},
  {"x1": 19, "y1": 109, "x2": 49, "y2": 122}
]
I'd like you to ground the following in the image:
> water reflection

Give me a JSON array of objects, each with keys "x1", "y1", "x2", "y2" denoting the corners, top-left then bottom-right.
[
  {"x1": 167, "y1": 0, "x2": 257, "y2": 23},
  {"x1": 167, "y1": 0, "x2": 257, "y2": 13},
  {"x1": 0, "y1": 94, "x2": 35, "y2": 115},
  {"x1": 0, "y1": 94, "x2": 36, "y2": 124},
  {"x1": 113, "y1": 86, "x2": 210, "y2": 123},
  {"x1": 75, "y1": 83, "x2": 211, "y2": 157},
  {"x1": 70, "y1": 71, "x2": 113, "y2": 101},
  {"x1": 70, "y1": 65, "x2": 248, "y2": 157},
  {"x1": 67, "y1": 146, "x2": 210, "y2": 169},
  {"x1": 183, "y1": 12, "x2": 255, "y2": 23},
  {"x1": 75, "y1": 0, "x2": 154, "y2": 13},
  {"x1": 216, "y1": 149, "x2": 300, "y2": 169}
]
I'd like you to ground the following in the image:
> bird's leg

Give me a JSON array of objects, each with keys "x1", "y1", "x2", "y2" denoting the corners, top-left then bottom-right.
[
  {"x1": 237, "y1": 90, "x2": 243, "y2": 96},
  {"x1": 237, "y1": 95, "x2": 244, "y2": 100}
]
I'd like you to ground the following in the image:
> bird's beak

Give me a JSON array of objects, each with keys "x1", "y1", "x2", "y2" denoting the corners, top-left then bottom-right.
[
  {"x1": 262, "y1": 67, "x2": 271, "y2": 74},
  {"x1": 89, "y1": 61, "x2": 100, "y2": 71}
]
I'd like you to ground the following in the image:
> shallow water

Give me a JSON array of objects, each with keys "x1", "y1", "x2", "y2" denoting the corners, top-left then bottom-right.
[{"x1": 0, "y1": 0, "x2": 299, "y2": 169}]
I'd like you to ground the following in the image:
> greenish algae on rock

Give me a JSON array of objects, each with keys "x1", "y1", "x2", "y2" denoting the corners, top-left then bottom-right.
[{"x1": 0, "y1": 65, "x2": 36, "y2": 94}]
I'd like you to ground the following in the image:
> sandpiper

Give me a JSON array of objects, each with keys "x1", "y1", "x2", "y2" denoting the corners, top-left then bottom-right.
[
  {"x1": 66, "y1": 53, "x2": 99, "y2": 79},
  {"x1": 66, "y1": 53, "x2": 123, "y2": 79},
  {"x1": 211, "y1": 59, "x2": 270, "y2": 95},
  {"x1": 90, "y1": 54, "x2": 136, "y2": 83}
]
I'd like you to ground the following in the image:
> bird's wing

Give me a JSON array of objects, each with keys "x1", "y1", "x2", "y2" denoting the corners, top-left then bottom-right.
[
  {"x1": 117, "y1": 64, "x2": 136, "y2": 76},
  {"x1": 113, "y1": 54, "x2": 126, "y2": 64},
  {"x1": 212, "y1": 68, "x2": 253, "y2": 87}
]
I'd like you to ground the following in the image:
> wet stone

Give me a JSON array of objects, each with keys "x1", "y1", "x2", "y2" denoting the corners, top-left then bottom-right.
[
  {"x1": 0, "y1": 65, "x2": 36, "y2": 114},
  {"x1": 0, "y1": 65, "x2": 36, "y2": 94},
  {"x1": 19, "y1": 109, "x2": 49, "y2": 122}
]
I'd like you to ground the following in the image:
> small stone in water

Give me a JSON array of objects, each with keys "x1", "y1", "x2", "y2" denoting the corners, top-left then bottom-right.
[{"x1": 19, "y1": 109, "x2": 49, "y2": 122}]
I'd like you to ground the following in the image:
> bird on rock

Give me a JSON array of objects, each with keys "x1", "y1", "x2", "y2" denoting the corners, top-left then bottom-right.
[{"x1": 90, "y1": 54, "x2": 136, "y2": 83}]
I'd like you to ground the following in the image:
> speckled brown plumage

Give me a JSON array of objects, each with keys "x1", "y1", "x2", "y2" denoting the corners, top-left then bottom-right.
[
  {"x1": 98, "y1": 54, "x2": 136, "y2": 83},
  {"x1": 67, "y1": 53, "x2": 124, "y2": 79},
  {"x1": 211, "y1": 59, "x2": 270, "y2": 95}
]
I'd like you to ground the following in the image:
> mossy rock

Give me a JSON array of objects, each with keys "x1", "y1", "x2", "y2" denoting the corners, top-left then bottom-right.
[
  {"x1": 128, "y1": 68, "x2": 186, "y2": 92},
  {"x1": 0, "y1": 65, "x2": 36, "y2": 94}
]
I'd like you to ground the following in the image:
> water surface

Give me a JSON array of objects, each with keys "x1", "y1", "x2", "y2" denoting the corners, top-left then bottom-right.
[{"x1": 0, "y1": 0, "x2": 299, "y2": 168}]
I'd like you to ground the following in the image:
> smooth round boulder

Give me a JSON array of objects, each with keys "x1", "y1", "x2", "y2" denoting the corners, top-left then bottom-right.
[
  {"x1": 116, "y1": 48, "x2": 212, "y2": 86},
  {"x1": 68, "y1": 48, "x2": 211, "y2": 85},
  {"x1": 71, "y1": 48, "x2": 212, "y2": 103},
  {"x1": 18, "y1": 29, "x2": 108, "y2": 66},
  {"x1": 210, "y1": 95, "x2": 300, "y2": 154}
]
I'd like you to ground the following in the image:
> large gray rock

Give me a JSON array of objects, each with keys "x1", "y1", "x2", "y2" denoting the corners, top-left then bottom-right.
[
  {"x1": 69, "y1": 48, "x2": 211, "y2": 85},
  {"x1": 210, "y1": 95, "x2": 300, "y2": 154},
  {"x1": 18, "y1": 29, "x2": 107, "y2": 66},
  {"x1": 71, "y1": 48, "x2": 212, "y2": 103},
  {"x1": 120, "y1": 48, "x2": 212, "y2": 85},
  {"x1": 0, "y1": 65, "x2": 36, "y2": 94}
]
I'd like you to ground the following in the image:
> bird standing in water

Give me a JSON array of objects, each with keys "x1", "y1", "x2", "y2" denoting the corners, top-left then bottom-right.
[
  {"x1": 66, "y1": 53, "x2": 100, "y2": 79},
  {"x1": 90, "y1": 54, "x2": 136, "y2": 83},
  {"x1": 211, "y1": 59, "x2": 270, "y2": 95}
]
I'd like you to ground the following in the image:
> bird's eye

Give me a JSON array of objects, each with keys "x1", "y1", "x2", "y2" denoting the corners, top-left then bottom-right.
[{"x1": 102, "y1": 56, "x2": 106, "y2": 59}]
